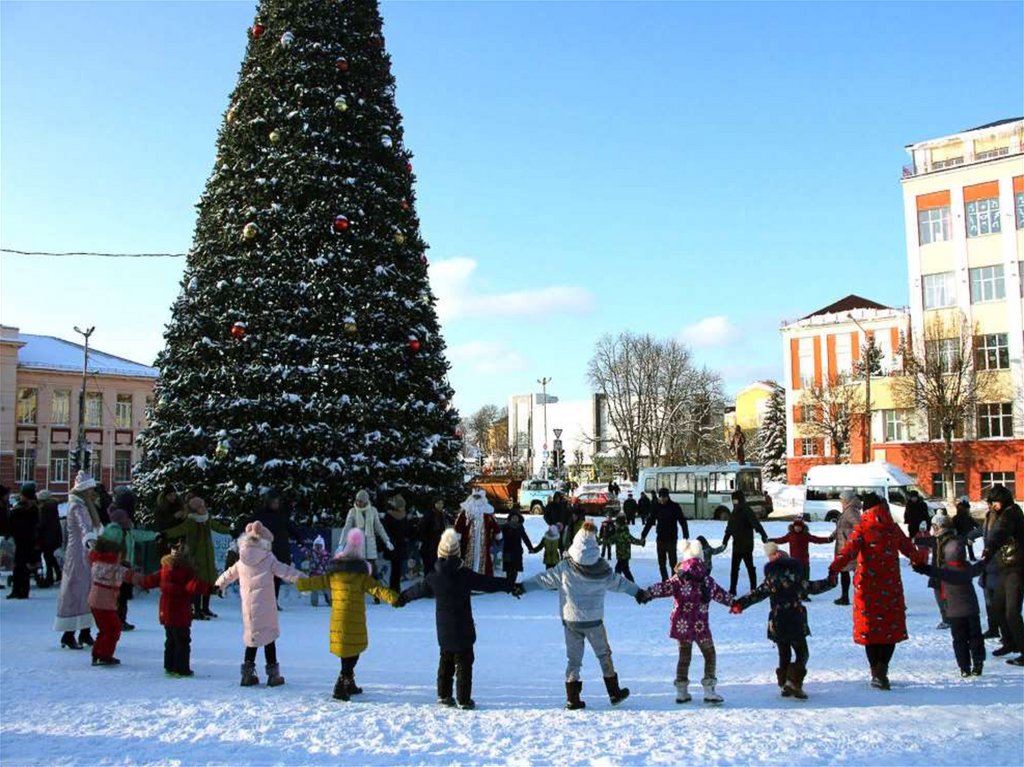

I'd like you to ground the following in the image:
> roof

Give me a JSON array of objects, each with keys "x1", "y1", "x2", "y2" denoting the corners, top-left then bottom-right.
[
  {"x1": 960, "y1": 117, "x2": 1023, "y2": 133},
  {"x1": 801, "y1": 294, "x2": 891, "y2": 320},
  {"x1": 17, "y1": 334, "x2": 159, "y2": 378}
]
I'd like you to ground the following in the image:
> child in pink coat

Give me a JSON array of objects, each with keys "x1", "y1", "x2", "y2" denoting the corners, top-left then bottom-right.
[
  {"x1": 644, "y1": 540, "x2": 734, "y2": 704},
  {"x1": 216, "y1": 521, "x2": 302, "y2": 687}
]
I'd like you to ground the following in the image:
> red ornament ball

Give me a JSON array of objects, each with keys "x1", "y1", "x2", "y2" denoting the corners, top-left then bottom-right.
[
  {"x1": 231, "y1": 322, "x2": 247, "y2": 339},
  {"x1": 406, "y1": 162, "x2": 413, "y2": 173},
  {"x1": 251, "y1": 22, "x2": 265, "y2": 38},
  {"x1": 419, "y1": 254, "x2": 429, "y2": 266},
  {"x1": 333, "y1": 215, "x2": 350, "y2": 232},
  {"x1": 336, "y1": 57, "x2": 349, "y2": 72},
  {"x1": 407, "y1": 337, "x2": 421, "y2": 353},
  {"x1": 400, "y1": 199, "x2": 410, "y2": 211}
]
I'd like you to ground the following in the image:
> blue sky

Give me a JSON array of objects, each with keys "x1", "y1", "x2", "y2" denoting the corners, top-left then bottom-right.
[{"x1": 2, "y1": 1, "x2": 1022, "y2": 415}]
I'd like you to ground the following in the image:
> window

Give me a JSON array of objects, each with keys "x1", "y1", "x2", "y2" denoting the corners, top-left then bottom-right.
[
  {"x1": 931, "y1": 473, "x2": 966, "y2": 499},
  {"x1": 115, "y1": 394, "x2": 133, "y2": 429},
  {"x1": 799, "y1": 403, "x2": 814, "y2": 423},
  {"x1": 922, "y1": 272, "x2": 956, "y2": 309},
  {"x1": 799, "y1": 438, "x2": 818, "y2": 456},
  {"x1": 1016, "y1": 192, "x2": 1024, "y2": 230},
  {"x1": 928, "y1": 411, "x2": 964, "y2": 441},
  {"x1": 15, "y1": 448, "x2": 35, "y2": 483},
  {"x1": 881, "y1": 409, "x2": 915, "y2": 442},
  {"x1": 977, "y1": 403, "x2": 1013, "y2": 438},
  {"x1": 84, "y1": 392, "x2": 103, "y2": 427},
  {"x1": 51, "y1": 390, "x2": 71, "y2": 425},
  {"x1": 966, "y1": 197, "x2": 1001, "y2": 237},
  {"x1": 926, "y1": 338, "x2": 960, "y2": 373},
  {"x1": 918, "y1": 206, "x2": 950, "y2": 244},
  {"x1": 981, "y1": 472, "x2": 1016, "y2": 498},
  {"x1": 114, "y1": 450, "x2": 133, "y2": 483},
  {"x1": 16, "y1": 388, "x2": 38, "y2": 424},
  {"x1": 50, "y1": 449, "x2": 70, "y2": 484},
  {"x1": 969, "y1": 265, "x2": 1005, "y2": 303},
  {"x1": 975, "y1": 334, "x2": 1010, "y2": 370},
  {"x1": 798, "y1": 338, "x2": 814, "y2": 387},
  {"x1": 835, "y1": 333, "x2": 852, "y2": 376},
  {"x1": 87, "y1": 448, "x2": 102, "y2": 481}
]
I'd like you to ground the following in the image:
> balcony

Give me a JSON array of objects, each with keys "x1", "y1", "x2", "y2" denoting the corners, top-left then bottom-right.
[{"x1": 902, "y1": 145, "x2": 1022, "y2": 179}]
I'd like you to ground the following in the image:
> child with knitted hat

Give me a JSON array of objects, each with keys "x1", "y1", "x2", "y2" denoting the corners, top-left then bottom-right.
[
  {"x1": 87, "y1": 525, "x2": 137, "y2": 666},
  {"x1": 768, "y1": 518, "x2": 834, "y2": 601},
  {"x1": 295, "y1": 528, "x2": 401, "y2": 701},
  {"x1": 599, "y1": 512, "x2": 646, "y2": 582},
  {"x1": 645, "y1": 539, "x2": 733, "y2": 703},
  {"x1": 216, "y1": 521, "x2": 303, "y2": 687},
  {"x1": 519, "y1": 521, "x2": 647, "y2": 709},
  {"x1": 538, "y1": 525, "x2": 562, "y2": 569},
  {"x1": 299, "y1": 535, "x2": 332, "y2": 607},
  {"x1": 399, "y1": 529, "x2": 516, "y2": 709}
]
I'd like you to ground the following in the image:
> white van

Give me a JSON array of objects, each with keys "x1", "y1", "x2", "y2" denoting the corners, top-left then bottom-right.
[{"x1": 803, "y1": 462, "x2": 941, "y2": 525}]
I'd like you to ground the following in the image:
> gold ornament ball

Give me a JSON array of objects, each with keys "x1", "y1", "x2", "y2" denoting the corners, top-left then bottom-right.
[
  {"x1": 242, "y1": 222, "x2": 258, "y2": 240},
  {"x1": 269, "y1": 129, "x2": 281, "y2": 143},
  {"x1": 226, "y1": 106, "x2": 238, "y2": 124},
  {"x1": 394, "y1": 232, "x2": 406, "y2": 245},
  {"x1": 343, "y1": 321, "x2": 358, "y2": 336},
  {"x1": 334, "y1": 96, "x2": 348, "y2": 112}
]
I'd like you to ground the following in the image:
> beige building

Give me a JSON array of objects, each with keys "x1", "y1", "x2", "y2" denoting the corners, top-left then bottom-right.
[{"x1": 1, "y1": 325, "x2": 158, "y2": 495}]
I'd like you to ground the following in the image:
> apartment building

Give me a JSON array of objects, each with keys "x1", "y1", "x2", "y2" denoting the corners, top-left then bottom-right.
[{"x1": 0, "y1": 325, "x2": 158, "y2": 495}]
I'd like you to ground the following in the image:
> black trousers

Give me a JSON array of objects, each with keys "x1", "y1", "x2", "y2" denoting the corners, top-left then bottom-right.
[
  {"x1": 729, "y1": 550, "x2": 756, "y2": 594},
  {"x1": 10, "y1": 546, "x2": 33, "y2": 597},
  {"x1": 993, "y1": 569, "x2": 1024, "y2": 653},
  {"x1": 504, "y1": 565, "x2": 522, "y2": 587},
  {"x1": 438, "y1": 649, "x2": 474, "y2": 704},
  {"x1": 41, "y1": 549, "x2": 61, "y2": 585},
  {"x1": 615, "y1": 559, "x2": 635, "y2": 582},
  {"x1": 776, "y1": 637, "x2": 809, "y2": 668},
  {"x1": 840, "y1": 571, "x2": 851, "y2": 600},
  {"x1": 601, "y1": 541, "x2": 613, "y2": 559},
  {"x1": 389, "y1": 549, "x2": 407, "y2": 592},
  {"x1": 164, "y1": 626, "x2": 192, "y2": 673},
  {"x1": 244, "y1": 641, "x2": 277, "y2": 665},
  {"x1": 421, "y1": 545, "x2": 438, "y2": 579},
  {"x1": 656, "y1": 540, "x2": 677, "y2": 582},
  {"x1": 948, "y1": 614, "x2": 985, "y2": 672},
  {"x1": 341, "y1": 655, "x2": 360, "y2": 675},
  {"x1": 118, "y1": 582, "x2": 132, "y2": 623},
  {"x1": 864, "y1": 643, "x2": 895, "y2": 667}
]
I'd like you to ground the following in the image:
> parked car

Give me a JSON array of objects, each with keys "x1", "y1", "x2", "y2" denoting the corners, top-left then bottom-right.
[
  {"x1": 519, "y1": 478, "x2": 558, "y2": 514},
  {"x1": 572, "y1": 491, "x2": 620, "y2": 517}
]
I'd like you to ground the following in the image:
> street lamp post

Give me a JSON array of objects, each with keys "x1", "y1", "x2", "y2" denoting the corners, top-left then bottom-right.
[
  {"x1": 73, "y1": 325, "x2": 95, "y2": 475},
  {"x1": 848, "y1": 314, "x2": 872, "y2": 464},
  {"x1": 537, "y1": 377, "x2": 551, "y2": 479}
]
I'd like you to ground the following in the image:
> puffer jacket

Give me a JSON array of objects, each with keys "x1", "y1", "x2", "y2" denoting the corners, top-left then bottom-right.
[
  {"x1": 341, "y1": 505, "x2": 392, "y2": 562},
  {"x1": 296, "y1": 557, "x2": 398, "y2": 658},
  {"x1": 88, "y1": 549, "x2": 134, "y2": 611},
  {"x1": 216, "y1": 534, "x2": 302, "y2": 647},
  {"x1": 138, "y1": 552, "x2": 211, "y2": 627},
  {"x1": 736, "y1": 555, "x2": 834, "y2": 642},
  {"x1": 646, "y1": 557, "x2": 731, "y2": 644},
  {"x1": 834, "y1": 503, "x2": 861, "y2": 573}
]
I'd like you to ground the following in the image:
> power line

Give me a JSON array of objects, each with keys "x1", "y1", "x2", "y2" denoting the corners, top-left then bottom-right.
[{"x1": 1, "y1": 247, "x2": 186, "y2": 258}]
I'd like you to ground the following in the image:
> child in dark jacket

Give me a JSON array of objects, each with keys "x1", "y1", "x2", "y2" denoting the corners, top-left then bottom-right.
[
  {"x1": 695, "y1": 536, "x2": 727, "y2": 573},
  {"x1": 769, "y1": 519, "x2": 833, "y2": 601},
  {"x1": 913, "y1": 537, "x2": 986, "y2": 676},
  {"x1": 137, "y1": 539, "x2": 212, "y2": 676},
  {"x1": 599, "y1": 512, "x2": 615, "y2": 560},
  {"x1": 399, "y1": 529, "x2": 514, "y2": 709},
  {"x1": 914, "y1": 512, "x2": 958, "y2": 628},
  {"x1": 600, "y1": 513, "x2": 645, "y2": 582},
  {"x1": 732, "y1": 542, "x2": 836, "y2": 699},
  {"x1": 500, "y1": 509, "x2": 535, "y2": 587}
]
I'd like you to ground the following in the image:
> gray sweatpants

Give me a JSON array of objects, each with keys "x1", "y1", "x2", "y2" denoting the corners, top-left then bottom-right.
[{"x1": 564, "y1": 622, "x2": 615, "y2": 682}]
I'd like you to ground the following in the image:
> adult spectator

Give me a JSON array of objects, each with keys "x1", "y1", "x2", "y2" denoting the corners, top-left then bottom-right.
[
  {"x1": 6, "y1": 483, "x2": 39, "y2": 599},
  {"x1": 419, "y1": 497, "x2": 449, "y2": 577},
  {"x1": 981, "y1": 485, "x2": 1024, "y2": 666},
  {"x1": 341, "y1": 489, "x2": 393, "y2": 577},
  {"x1": 641, "y1": 488, "x2": 690, "y2": 581},
  {"x1": 383, "y1": 494, "x2": 415, "y2": 592},
  {"x1": 832, "y1": 490, "x2": 861, "y2": 606},
  {"x1": 637, "y1": 491, "x2": 652, "y2": 526},
  {"x1": 829, "y1": 492, "x2": 927, "y2": 690},
  {"x1": 543, "y1": 492, "x2": 571, "y2": 552},
  {"x1": 239, "y1": 489, "x2": 307, "y2": 606},
  {"x1": 607, "y1": 478, "x2": 621, "y2": 499},
  {"x1": 980, "y1": 495, "x2": 1004, "y2": 641},
  {"x1": 952, "y1": 496, "x2": 980, "y2": 561},
  {"x1": 721, "y1": 490, "x2": 768, "y2": 595},
  {"x1": 621, "y1": 492, "x2": 638, "y2": 525},
  {"x1": 55, "y1": 471, "x2": 103, "y2": 649},
  {"x1": 154, "y1": 484, "x2": 186, "y2": 533},
  {"x1": 904, "y1": 491, "x2": 930, "y2": 538},
  {"x1": 0, "y1": 484, "x2": 10, "y2": 537},
  {"x1": 36, "y1": 489, "x2": 63, "y2": 587}
]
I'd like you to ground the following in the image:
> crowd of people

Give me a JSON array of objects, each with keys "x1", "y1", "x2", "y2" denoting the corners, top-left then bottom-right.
[{"x1": 1, "y1": 473, "x2": 1022, "y2": 711}]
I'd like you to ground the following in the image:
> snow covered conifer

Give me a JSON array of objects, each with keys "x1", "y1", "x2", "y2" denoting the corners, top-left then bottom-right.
[
  {"x1": 134, "y1": 0, "x2": 463, "y2": 524},
  {"x1": 758, "y1": 383, "x2": 787, "y2": 483}
]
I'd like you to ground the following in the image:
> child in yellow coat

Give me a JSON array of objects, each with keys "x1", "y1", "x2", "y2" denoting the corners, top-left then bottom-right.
[{"x1": 296, "y1": 528, "x2": 401, "y2": 700}]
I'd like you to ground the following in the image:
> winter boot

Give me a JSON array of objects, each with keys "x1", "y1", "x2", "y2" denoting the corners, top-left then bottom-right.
[
  {"x1": 785, "y1": 665, "x2": 808, "y2": 700},
  {"x1": 240, "y1": 662, "x2": 260, "y2": 687},
  {"x1": 833, "y1": 596, "x2": 850, "y2": 605},
  {"x1": 775, "y1": 667, "x2": 790, "y2": 696},
  {"x1": 971, "y1": 663, "x2": 983, "y2": 676},
  {"x1": 701, "y1": 677, "x2": 724, "y2": 704},
  {"x1": 349, "y1": 677, "x2": 363, "y2": 695},
  {"x1": 457, "y1": 699, "x2": 476, "y2": 710},
  {"x1": 870, "y1": 663, "x2": 890, "y2": 690},
  {"x1": 61, "y1": 631, "x2": 83, "y2": 650},
  {"x1": 565, "y1": 680, "x2": 586, "y2": 710},
  {"x1": 333, "y1": 673, "x2": 350, "y2": 701},
  {"x1": 603, "y1": 674, "x2": 630, "y2": 705},
  {"x1": 78, "y1": 629, "x2": 94, "y2": 647},
  {"x1": 91, "y1": 656, "x2": 120, "y2": 666},
  {"x1": 675, "y1": 681, "x2": 691, "y2": 704},
  {"x1": 437, "y1": 695, "x2": 456, "y2": 707},
  {"x1": 266, "y1": 663, "x2": 285, "y2": 687}
]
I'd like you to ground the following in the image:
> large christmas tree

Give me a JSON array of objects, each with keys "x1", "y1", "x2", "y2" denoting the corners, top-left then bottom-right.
[
  {"x1": 758, "y1": 383, "x2": 788, "y2": 483},
  {"x1": 135, "y1": 0, "x2": 464, "y2": 525}
]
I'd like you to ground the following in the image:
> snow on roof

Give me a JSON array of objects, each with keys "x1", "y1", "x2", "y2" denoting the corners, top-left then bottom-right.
[
  {"x1": 802, "y1": 294, "x2": 891, "y2": 320},
  {"x1": 17, "y1": 334, "x2": 158, "y2": 378}
]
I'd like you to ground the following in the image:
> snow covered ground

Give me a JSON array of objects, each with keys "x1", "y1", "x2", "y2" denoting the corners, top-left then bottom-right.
[{"x1": 2, "y1": 519, "x2": 1022, "y2": 766}]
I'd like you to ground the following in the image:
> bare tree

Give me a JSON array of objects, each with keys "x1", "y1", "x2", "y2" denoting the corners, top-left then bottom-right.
[
  {"x1": 669, "y1": 368, "x2": 730, "y2": 465},
  {"x1": 799, "y1": 374, "x2": 865, "y2": 463},
  {"x1": 465, "y1": 404, "x2": 501, "y2": 459},
  {"x1": 643, "y1": 339, "x2": 693, "y2": 464},
  {"x1": 892, "y1": 312, "x2": 1001, "y2": 501},
  {"x1": 587, "y1": 333, "x2": 651, "y2": 478}
]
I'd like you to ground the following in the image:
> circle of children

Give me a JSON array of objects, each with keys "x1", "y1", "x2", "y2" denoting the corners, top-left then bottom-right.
[{"x1": 5, "y1": 470, "x2": 1024, "y2": 711}]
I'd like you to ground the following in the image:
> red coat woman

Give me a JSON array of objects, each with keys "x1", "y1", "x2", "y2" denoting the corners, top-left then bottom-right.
[{"x1": 830, "y1": 494, "x2": 927, "y2": 689}]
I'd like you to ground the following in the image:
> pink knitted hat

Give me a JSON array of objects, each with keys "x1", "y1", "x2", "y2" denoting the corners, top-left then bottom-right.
[
  {"x1": 335, "y1": 528, "x2": 365, "y2": 559},
  {"x1": 244, "y1": 520, "x2": 274, "y2": 542}
]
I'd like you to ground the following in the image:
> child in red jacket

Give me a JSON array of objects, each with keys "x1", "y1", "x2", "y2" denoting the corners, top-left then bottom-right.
[
  {"x1": 138, "y1": 539, "x2": 213, "y2": 677},
  {"x1": 770, "y1": 519, "x2": 834, "y2": 601},
  {"x1": 88, "y1": 527, "x2": 137, "y2": 666}
]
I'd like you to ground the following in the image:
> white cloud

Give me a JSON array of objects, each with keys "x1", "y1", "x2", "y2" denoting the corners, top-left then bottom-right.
[
  {"x1": 447, "y1": 340, "x2": 529, "y2": 376},
  {"x1": 429, "y1": 257, "x2": 593, "y2": 321},
  {"x1": 679, "y1": 315, "x2": 738, "y2": 348}
]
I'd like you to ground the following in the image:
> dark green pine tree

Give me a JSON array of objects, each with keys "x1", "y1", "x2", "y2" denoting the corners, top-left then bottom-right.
[
  {"x1": 135, "y1": 0, "x2": 464, "y2": 525},
  {"x1": 758, "y1": 383, "x2": 788, "y2": 483}
]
